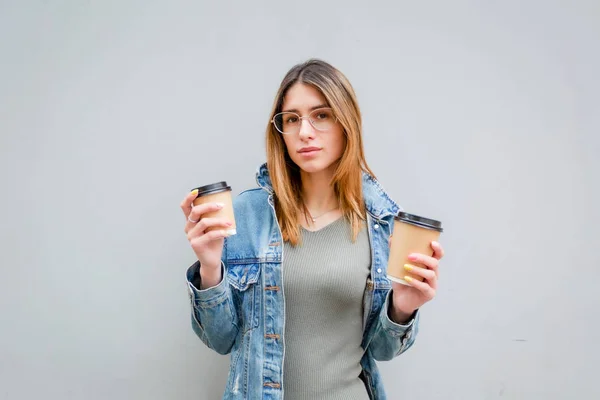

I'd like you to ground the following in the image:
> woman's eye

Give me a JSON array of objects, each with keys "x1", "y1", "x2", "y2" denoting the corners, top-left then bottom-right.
[{"x1": 315, "y1": 110, "x2": 332, "y2": 120}]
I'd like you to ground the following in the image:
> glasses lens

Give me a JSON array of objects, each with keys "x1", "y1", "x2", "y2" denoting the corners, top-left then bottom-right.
[
  {"x1": 273, "y1": 112, "x2": 300, "y2": 134},
  {"x1": 310, "y1": 108, "x2": 335, "y2": 131}
]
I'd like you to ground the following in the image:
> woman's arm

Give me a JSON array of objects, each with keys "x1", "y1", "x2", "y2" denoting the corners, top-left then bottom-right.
[
  {"x1": 363, "y1": 291, "x2": 420, "y2": 361},
  {"x1": 366, "y1": 240, "x2": 444, "y2": 360},
  {"x1": 186, "y1": 260, "x2": 239, "y2": 355}
]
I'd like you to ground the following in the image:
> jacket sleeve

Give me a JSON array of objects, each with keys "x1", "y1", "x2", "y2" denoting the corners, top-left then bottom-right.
[
  {"x1": 364, "y1": 291, "x2": 420, "y2": 361},
  {"x1": 186, "y1": 260, "x2": 239, "y2": 355}
]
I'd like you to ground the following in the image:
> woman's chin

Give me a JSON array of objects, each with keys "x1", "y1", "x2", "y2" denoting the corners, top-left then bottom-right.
[{"x1": 294, "y1": 159, "x2": 336, "y2": 175}]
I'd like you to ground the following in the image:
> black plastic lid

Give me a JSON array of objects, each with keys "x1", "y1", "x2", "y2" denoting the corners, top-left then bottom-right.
[
  {"x1": 191, "y1": 181, "x2": 232, "y2": 197},
  {"x1": 395, "y1": 212, "x2": 443, "y2": 232}
]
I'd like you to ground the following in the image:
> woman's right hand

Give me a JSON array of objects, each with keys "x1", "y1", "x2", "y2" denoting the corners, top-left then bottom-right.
[{"x1": 181, "y1": 190, "x2": 233, "y2": 274}]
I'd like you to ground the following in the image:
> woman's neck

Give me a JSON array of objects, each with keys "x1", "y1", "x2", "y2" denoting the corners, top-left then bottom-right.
[{"x1": 300, "y1": 169, "x2": 338, "y2": 214}]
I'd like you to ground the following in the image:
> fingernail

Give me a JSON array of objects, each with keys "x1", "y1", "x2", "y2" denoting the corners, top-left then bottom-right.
[
  {"x1": 404, "y1": 264, "x2": 414, "y2": 271},
  {"x1": 226, "y1": 221, "x2": 232, "y2": 226},
  {"x1": 408, "y1": 254, "x2": 418, "y2": 261},
  {"x1": 191, "y1": 189, "x2": 198, "y2": 196},
  {"x1": 404, "y1": 276, "x2": 413, "y2": 282},
  {"x1": 215, "y1": 202, "x2": 225, "y2": 208},
  {"x1": 432, "y1": 241, "x2": 439, "y2": 247}
]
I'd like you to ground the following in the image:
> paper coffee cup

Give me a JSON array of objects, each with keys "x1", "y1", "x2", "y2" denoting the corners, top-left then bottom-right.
[
  {"x1": 387, "y1": 212, "x2": 443, "y2": 286},
  {"x1": 191, "y1": 181, "x2": 236, "y2": 236}
]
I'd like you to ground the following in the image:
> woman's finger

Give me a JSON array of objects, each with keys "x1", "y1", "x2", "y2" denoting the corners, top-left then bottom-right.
[
  {"x1": 189, "y1": 202, "x2": 224, "y2": 222},
  {"x1": 184, "y1": 203, "x2": 225, "y2": 233},
  {"x1": 188, "y1": 217, "x2": 233, "y2": 239},
  {"x1": 404, "y1": 276, "x2": 436, "y2": 300},
  {"x1": 404, "y1": 264, "x2": 437, "y2": 289},
  {"x1": 408, "y1": 253, "x2": 439, "y2": 274},
  {"x1": 180, "y1": 190, "x2": 199, "y2": 218},
  {"x1": 189, "y1": 229, "x2": 230, "y2": 248},
  {"x1": 431, "y1": 241, "x2": 444, "y2": 260}
]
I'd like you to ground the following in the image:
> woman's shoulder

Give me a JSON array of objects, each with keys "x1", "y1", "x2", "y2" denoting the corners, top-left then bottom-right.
[
  {"x1": 361, "y1": 172, "x2": 402, "y2": 218},
  {"x1": 235, "y1": 187, "x2": 269, "y2": 204},
  {"x1": 232, "y1": 187, "x2": 270, "y2": 217}
]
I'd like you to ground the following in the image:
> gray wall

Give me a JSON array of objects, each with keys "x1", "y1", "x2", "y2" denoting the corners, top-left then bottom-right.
[{"x1": 1, "y1": 1, "x2": 598, "y2": 399}]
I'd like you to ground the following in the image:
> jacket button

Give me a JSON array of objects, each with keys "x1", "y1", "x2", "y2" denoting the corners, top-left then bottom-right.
[
  {"x1": 377, "y1": 268, "x2": 382, "y2": 273},
  {"x1": 374, "y1": 224, "x2": 379, "y2": 229}
]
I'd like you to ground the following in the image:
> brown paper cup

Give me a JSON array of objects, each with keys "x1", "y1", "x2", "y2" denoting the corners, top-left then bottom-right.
[
  {"x1": 191, "y1": 181, "x2": 236, "y2": 236},
  {"x1": 387, "y1": 212, "x2": 443, "y2": 285}
]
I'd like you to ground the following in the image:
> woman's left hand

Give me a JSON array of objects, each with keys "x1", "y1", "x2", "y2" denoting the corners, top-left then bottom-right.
[{"x1": 388, "y1": 240, "x2": 445, "y2": 323}]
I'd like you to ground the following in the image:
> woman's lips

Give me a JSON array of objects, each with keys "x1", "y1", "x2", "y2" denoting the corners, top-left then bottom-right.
[{"x1": 298, "y1": 147, "x2": 321, "y2": 156}]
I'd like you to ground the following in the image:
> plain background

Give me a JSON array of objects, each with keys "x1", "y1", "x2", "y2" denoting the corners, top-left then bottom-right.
[{"x1": 1, "y1": 1, "x2": 598, "y2": 399}]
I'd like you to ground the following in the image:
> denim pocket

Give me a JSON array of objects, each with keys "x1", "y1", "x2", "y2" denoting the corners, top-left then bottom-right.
[{"x1": 227, "y1": 263, "x2": 261, "y2": 331}]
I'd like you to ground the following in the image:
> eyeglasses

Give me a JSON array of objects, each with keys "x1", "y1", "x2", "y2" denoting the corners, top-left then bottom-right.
[{"x1": 271, "y1": 108, "x2": 337, "y2": 135}]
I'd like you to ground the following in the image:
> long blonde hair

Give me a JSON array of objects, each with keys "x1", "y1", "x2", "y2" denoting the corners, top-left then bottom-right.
[{"x1": 266, "y1": 59, "x2": 375, "y2": 245}]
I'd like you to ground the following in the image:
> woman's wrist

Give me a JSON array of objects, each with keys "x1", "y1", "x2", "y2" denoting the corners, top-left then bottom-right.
[
  {"x1": 389, "y1": 294, "x2": 415, "y2": 324},
  {"x1": 199, "y1": 263, "x2": 223, "y2": 289}
]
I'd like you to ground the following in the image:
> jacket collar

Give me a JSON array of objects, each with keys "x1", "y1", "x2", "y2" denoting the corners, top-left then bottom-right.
[{"x1": 255, "y1": 163, "x2": 400, "y2": 220}]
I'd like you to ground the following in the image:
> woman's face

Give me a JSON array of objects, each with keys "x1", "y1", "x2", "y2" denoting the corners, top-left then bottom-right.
[{"x1": 279, "y1": 83, "x2": 345, "y2": 176}]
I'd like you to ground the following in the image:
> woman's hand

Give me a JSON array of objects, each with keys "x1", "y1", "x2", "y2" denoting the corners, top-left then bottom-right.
[
  {"x1": 181, "y1": 190, "x2": 233, "y2": 287},
  {"x1": 388, "y1": 240, "x2": 445, "y2": 323}
]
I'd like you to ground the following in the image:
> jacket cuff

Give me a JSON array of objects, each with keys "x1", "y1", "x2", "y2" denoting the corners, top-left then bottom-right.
[
  {"x1": 186, "y1": 261, "x2": 228, "y2": 308},
  {"x1": 380, "y1": 290, "x2": 419, "y2": 337}
]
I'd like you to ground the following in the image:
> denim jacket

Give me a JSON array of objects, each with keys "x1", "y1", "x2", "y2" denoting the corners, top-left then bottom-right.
[{"x1": 186, "y1": 163, "x2": 420, "y2": 399}]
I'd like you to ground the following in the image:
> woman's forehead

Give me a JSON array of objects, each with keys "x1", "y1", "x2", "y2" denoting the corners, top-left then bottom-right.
[{"x1": 282, "y1": 83, "x2": 328, "y2": 111}]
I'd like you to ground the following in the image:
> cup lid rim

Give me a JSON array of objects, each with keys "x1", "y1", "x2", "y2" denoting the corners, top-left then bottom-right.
[
  {"x1": 395, "y1": 212, "x2": 443, "y2": 232},
  {"x1": 191, "y1": 181, "x2": 231, "y2": 196}
]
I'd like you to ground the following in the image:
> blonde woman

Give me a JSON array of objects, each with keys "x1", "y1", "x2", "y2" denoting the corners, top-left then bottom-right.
[{"x1": 181, "y1": 59, "x2": 445, "y2": 400}]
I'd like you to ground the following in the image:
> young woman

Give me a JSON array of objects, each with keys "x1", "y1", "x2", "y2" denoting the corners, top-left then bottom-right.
[{"x1": 181, "y1": 59, "x2": 444, "y2": 400}]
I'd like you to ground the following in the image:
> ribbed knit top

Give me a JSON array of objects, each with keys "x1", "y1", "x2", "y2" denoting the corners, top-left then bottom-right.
[{"x1": 282, "y1": 217, "x2": 371, "y2": 400}]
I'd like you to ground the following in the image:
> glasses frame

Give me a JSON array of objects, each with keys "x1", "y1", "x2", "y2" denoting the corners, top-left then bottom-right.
[{"x1": 271, "y1": 107, "x2": 338, "y2": 135}]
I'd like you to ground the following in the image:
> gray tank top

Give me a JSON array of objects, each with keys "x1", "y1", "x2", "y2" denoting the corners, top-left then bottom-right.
[{"x1": 282, "y1": 217, "x2": 371, "y2": 400}]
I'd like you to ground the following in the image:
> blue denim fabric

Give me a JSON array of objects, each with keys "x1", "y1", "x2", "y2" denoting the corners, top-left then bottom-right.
[{"x1": 186, "y1": 163, "x2": 420, "y2": 399}]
